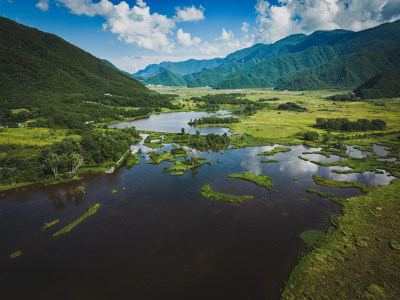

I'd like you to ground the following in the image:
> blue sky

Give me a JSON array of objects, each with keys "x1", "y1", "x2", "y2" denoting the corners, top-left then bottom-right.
[{"x1": 1, "y1": 0, "x2": 400, "y2": 73}]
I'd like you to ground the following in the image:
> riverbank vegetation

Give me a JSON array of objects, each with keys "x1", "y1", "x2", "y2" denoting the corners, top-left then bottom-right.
[
  {"x1": 53, "y1": 203, "x2": 100, "y2": 237},
  {"x1": 201, "y1": 184, "x2": 254, "y2": 203},
  {"x1": 282, "y1": 179, "x2": 400, "y2": 299},
  {"x1": 43, "y1": 219, "x2": 59, "y2": 229},
  {"x1": 228, "y1": 172, "x2": 273, "y2": 189}
]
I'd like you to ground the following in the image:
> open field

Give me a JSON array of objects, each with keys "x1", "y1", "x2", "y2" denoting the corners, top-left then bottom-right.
[{"x1": 0, "y1": 127, "x2": 80, "y2": 146}]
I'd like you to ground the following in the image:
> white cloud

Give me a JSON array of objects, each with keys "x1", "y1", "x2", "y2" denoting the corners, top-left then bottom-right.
[
  {"x1": 174, "y1": 5, "x2": 205, "y2": 22},
  {"x1": 254, "y1": 0, "x2": 400, "y2": 44},
  {"x1": 176, "y1": 28, "x2": 201, "y2": 47},
  {"x1": 203, "y1": 28, "x2": 253, "y2": 56},
  {"x1": 36, "y1": 0, "x2": 175, "y2": 52},
  {"x1": 36, "y1": 0, "x2": 49, "y2": 11},
  {"x1": 241, "y1": 22, "x2": 249, "y2": 33}
]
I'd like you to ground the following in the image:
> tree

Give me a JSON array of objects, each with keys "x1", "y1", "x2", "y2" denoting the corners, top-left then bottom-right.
[
  {"x1": 181, "y1": 128, "x2": 185, "y2": 135},
  {"x1": 45, "y1": 152, "x2": 60, "y2": 179},
  {"x1": 69, "y1": 153, "x2": 85, "y2": 177},
  {"x1": 304, "y1": 131, "x2": 319, "y2": 141}
]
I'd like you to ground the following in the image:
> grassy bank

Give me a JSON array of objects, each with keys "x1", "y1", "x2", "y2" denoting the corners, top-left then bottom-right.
[
  {"x1": 282, "y1": 179, "x2": 400, "y2": 299},
  {"x1": 313, "y1": 175, "x2": 372, "y2": 194}
]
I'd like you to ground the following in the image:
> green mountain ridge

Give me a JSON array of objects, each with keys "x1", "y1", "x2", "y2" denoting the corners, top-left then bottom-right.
[
  {"x1": 0, "y1": 17, "x2": 165, "y2": 109},
  {"x1": 145, "y1": 69, "x2": 186, "y2": 86},
  {"x1": 354, "y1": 68, "x2": 400, "y2": 99}
]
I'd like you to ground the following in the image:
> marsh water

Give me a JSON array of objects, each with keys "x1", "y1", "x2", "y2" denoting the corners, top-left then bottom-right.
[
  {"x1": 109, "y1": 111, "x2": 231, "y2": 135},
  {"x1": 0, "y1": 117, "x2": 396, "y2": 299}
]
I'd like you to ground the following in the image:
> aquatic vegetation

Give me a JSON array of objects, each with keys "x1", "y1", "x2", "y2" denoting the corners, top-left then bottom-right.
[
  {"x1": 228, "y1": 172, "x2": 273, "y2": 189},
  {"x1": 147, "y1": 151, "x2": 176, "y2": 165},
  {"x1": 43, "y1": 219, "x2": 59, "y2": 229},
  {"x1": 201, "y1": 184, "x2": 253, "y2": 203},
  {"x1": 75, "y1": 186, "x2": 85, "y2": 193},
  {"x1": 163, "y1": 156, "x2": 209, "y2": 173},
  {"x1": 125, "y1": 154, "x2": 141, "y2": 168},
  {"x1": 300, "y1": 230, "x2": 325, "y2": 248},
  {"x1": 306, "y1": 189, "x2": 337, "y2": 198},
  {"x1": 53, "y1": 203, "x2": 100, "y2": 237},
  {"x1": 258, "y1": 147, "x2": 291, "y2": 156},
  {"x1": 312, "y1": 175, "x2": 372, "y2": 194},
  {"x1": 298, "y1": 156, "x2": 309, "y2": 161},
  {"x1": 261, "y1": 159, "x2": 279, "y2": 163},
  {"x1": 170, "y1": 172, "x2": 184, "y2": 176},
  {"x1": 9, "y1": 250, "x2": 21, "y2": 259}
]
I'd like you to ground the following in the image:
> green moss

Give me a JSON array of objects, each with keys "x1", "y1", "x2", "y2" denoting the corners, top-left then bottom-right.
[
  {"x1": 300, "y1": 230, "x2": 325, "y2": 248},
  {"x1": 258, "y1": 147, "x2": 291, "y2": 156},
  {"x1": 312, "y1": 175, "x2": 372, "y2": 194},
  {"x1": 43, "y1": 219, "x2": 59, "y2": 229},
  {"x1": 53, "y1": 203, "x2": 100, "y2": 237},
  {"x1": 261, "y1": 159, "x2": 279, "y2": 163},
  {"x1": 9, "y1": 250, "x2": 21, "y2": 259},
  {"x1": 306, "y1": 189, "x2": 337, "y2": 198},
  {"x1": 201, "y1": 184, "x2": 254, "y2": 203},
  {"x1": 228, "y1": 172, "x2": 273, "y2": 189}
]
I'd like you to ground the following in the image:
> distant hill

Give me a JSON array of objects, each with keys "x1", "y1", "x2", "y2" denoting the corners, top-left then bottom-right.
[
  {"x1": 0, "y1": 17, "x2": 166, "y2": 109},
  {"x1": 354, "y1": 68, "x2": 400, "y2": 99},
  {"x1": 101, "y1": 59, "x2": 136, "y2": 78},
  {"x1": 135, "y1": 20, "x2": 400, "y2": 90},
  {"x1": 145, "y1": 69, "x2": 186, "y2": 86},
  {"x1": 135, "y1": 57, "x2": 224, "y2": 78}
]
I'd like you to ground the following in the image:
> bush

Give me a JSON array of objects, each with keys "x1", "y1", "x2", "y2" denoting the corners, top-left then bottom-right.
[{"x1": 304, "y1": 131, "x2": 319, "y2": 141}]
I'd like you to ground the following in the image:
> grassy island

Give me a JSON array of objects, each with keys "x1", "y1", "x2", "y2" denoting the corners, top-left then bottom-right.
[
  {"x1": 261, "y1": 159, "x2": 279, "y2": 163},
  {"x1": 306, "y1": 189, "x2": 337, "y2": 198},
  {"x1": 228, "y1": 172, "x2": 273, "y2": 189},
  {"x1": 53, "y1": 203, "x2": 100, "y2": 237},
  {"x1": 43, "y1": 219, "x2": 59, "y2": 229},
  {"x1": 9, "y1": 250, "x2": 21, "y2": 259},
  {"x1": 313, "y1": 175, "x2": 372, "y2": 194},
  {"x1": 258, "y1": 147, "x2": 291, "y2": 156},
  {"x1": 201, "y1": 184, "x2": 254, "y2": 203}
]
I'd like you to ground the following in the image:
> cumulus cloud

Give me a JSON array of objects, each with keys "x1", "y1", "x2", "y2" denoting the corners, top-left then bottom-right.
[
  {"x1": 36, "y1": 0, "x2": 49, "y2": 11},
  {"x1": 35, "y1": 1, "x2": 209, "y2": 52},
  {"x1": 174, "y1": 5, "x2": 205, "y2": 22},
  {"x1": 203, "y1": 28, "x2": 253, "y2": 55},
  {"x1": 241, "y1": 22, "x2": 249, "y2": 33},
  {"x1": 176, "y1": 29, "x2": 201, "y2": 47},
  {"x1": 254, "y1": 0, "x2": 400, "y2": 44}
]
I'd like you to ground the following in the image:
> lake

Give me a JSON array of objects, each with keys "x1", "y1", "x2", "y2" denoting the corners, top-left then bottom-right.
[
  {"x1": 0, "y1": 140, "x2": 395, "y2": 299},
  {"x1": 109, "y1": 111, "x2": 231, "y2": 135}
]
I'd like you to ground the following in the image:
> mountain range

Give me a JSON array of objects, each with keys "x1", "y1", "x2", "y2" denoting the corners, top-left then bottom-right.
[{"x1": 137, "y1": 20, "x2": 400, "y2": 91}]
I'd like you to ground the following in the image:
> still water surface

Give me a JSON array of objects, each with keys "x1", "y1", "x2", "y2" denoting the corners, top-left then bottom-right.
[
  {"x1": 109, "y1": 111, "x2": 231, "y2": 135},
  {"x1": 0, "y1": 138, "x2": 395, "y2": 299}
]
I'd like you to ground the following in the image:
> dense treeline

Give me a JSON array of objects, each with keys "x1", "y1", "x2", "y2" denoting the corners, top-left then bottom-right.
[
  {"x1": 188, "y1": 116, "x2": 239, "y2": 126},
  {"x1": 326, "y1": 94, "x2": 357, "y2": 102},
  {"x1": 277, "y1": 102, "x2": 307, "y2": 111},
  {"x1": 191, "y1": 93, "x2": 249, "y2": 105},
  {"x1": 0, "y1": 101, "x2": 157, "y2": 129},
  {"x1": 0, "y1": 127, "x2": 140, "y2": 186},
  {"x1": 315, "y1": 118, "x2": 386, "y2": 132},
  {"x1": 174, "y1": 133, "x2": 230, "y2": 150}
]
